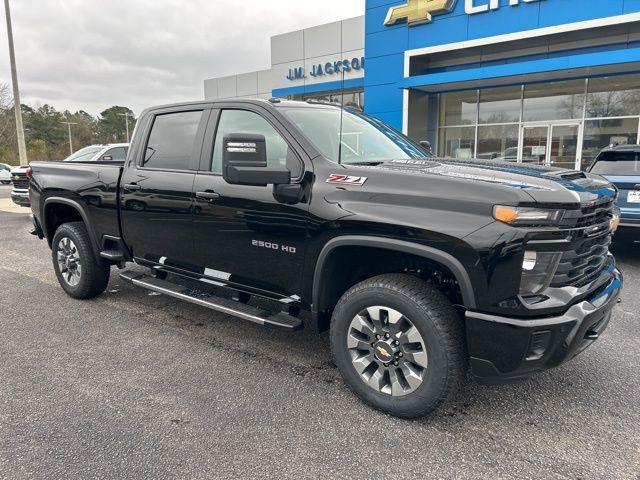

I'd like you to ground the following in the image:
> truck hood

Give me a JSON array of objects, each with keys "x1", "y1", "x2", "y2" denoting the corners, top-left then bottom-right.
[{"x1": 365, "y1": 158, "x2": 616, "y2": 206}]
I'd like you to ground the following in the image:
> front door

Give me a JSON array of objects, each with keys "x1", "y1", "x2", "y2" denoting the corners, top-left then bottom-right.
[
  {"x1": 520, "y1": 123, "x2": 581, "y2": 170},
  {"x1": 191, "y1": 107, "x2": 310, "y2": 299}
]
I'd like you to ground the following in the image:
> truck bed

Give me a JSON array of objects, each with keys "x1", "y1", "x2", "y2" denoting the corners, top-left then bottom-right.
[{"x1": 30, "y1": 161, "x2": 124, "y2": 250}]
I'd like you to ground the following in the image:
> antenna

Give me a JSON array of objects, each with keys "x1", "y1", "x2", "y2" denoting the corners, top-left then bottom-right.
[{"x1": 337, "y1": 61, "x2": 345, "y2": 165}]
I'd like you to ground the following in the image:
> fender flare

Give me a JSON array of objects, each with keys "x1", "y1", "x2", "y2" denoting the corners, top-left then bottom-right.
[
  {"x1": 312, "y1": 235, "x2": 477, "y2": 311},
  {"x1": 43, "y1": 197, "x2": 101, "y2": 261}
]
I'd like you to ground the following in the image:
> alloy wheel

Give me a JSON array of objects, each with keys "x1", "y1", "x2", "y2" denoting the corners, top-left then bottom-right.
[
  {"x1": 347, "y1": 306, "x2": 428, "y2": 397},
  {"x1": 56, "y1": 237, "x2": 82, "y2": 287}
]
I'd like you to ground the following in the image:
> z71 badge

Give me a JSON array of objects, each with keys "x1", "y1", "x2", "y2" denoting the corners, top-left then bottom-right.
[{"x1": 326, "y1": 174, "x2": 368, "y2": 186}]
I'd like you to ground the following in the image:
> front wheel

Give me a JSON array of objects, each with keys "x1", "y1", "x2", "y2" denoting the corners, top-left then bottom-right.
[
  {"x1": 330, "y1": 274, "x2": 466, "y2": 418},
  {"x1": 52, "y1": 222, "x2": 111, "y2": 299}
]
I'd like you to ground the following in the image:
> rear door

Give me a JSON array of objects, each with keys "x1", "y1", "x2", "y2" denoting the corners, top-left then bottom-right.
[
  {"x1": 191, "y1": 106, "x2": 310, "y2": 298},
  {"x1": 120, "y1": 106, "x2": 209, "y2": 270}
]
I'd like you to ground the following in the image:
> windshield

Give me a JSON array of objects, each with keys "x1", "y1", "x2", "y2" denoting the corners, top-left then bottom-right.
[
  {"x1": 63, "y1": 146, "x2": 104, "y2": 162},
  {"x1": 281, "y1": 107, "x2": 429, "y2": 164},
  {"x1": 591, "y1": 152, "x2": 640, "y2": 175}
]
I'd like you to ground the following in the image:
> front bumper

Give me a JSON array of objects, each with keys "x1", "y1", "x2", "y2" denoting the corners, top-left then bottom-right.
[
  {"x1": 10, "y1": 188, "x2": 30, "y2": 207},
  {"x1": 465, "y1": 265, "x2": 623, "y2": 382}
]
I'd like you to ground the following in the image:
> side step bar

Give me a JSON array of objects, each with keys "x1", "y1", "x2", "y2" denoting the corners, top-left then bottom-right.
[{"x1": 120, "y1": 270, "x2": 302, "y2": 331}]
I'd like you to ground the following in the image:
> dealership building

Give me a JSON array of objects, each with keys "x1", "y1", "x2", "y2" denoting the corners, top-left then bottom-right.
[{"x1": 205, "y1": 0, "x2": 640, "y2": 170}]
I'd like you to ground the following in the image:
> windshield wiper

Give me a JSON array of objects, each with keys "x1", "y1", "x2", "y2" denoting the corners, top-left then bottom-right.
[{"x1": 345, "y1": 161, "x2": 385, "y2": 166}]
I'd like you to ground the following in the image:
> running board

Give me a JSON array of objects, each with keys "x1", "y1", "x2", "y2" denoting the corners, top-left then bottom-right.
[{"x1": 119, "y1": 270, "x2": 302, "y2": 331}]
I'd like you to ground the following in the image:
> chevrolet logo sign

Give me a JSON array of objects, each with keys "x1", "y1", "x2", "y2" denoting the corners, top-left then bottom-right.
[{"x1": 385, "y1": 0, "x2": 456, "y2": 26}]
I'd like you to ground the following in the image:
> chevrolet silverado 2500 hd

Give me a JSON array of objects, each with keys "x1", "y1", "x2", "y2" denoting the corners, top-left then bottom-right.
[{"x1": 28, "y1": 99, "x2": 623, "y2": 418}]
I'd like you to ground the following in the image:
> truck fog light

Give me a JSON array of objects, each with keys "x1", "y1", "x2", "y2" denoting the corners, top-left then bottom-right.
[{"x1": 520, "y1": 252, "x2": 561, "y2": 296}]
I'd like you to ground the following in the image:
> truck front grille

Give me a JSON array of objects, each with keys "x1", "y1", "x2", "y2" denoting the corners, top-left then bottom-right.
[
  {"x1": 11, "y1": 173, "x2": 28, "y2": 190},
  {"x1": 550, "y1": 200, "x2": 615, "y2": 289},
  {"x1": 575, "y1": 200, "x2": 614, "y2": 228},
  {"x1": 551, "y1": 231, "x2": 613, "y2": 288}
]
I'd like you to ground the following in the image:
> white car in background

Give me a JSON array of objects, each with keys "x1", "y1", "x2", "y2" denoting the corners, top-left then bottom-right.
[
  {"x1": 64, "y1": 143, "x2": 129, "y2": 163},
  {"x1": 0, "y1": 163, "x2": 12, "y2": 184}
]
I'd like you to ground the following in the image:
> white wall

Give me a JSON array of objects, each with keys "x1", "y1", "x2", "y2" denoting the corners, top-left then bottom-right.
[{"x1": 204, "y1": 16, "x2": 364, "y2": 100}]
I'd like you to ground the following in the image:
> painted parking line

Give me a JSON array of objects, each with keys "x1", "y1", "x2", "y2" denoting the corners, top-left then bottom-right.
[{"x1": 0, "y1": 198, "x2": 30, "y2": 214}]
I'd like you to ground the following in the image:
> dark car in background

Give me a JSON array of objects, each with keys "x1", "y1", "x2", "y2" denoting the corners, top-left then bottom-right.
[
  {"x1": 10, "y1": 165, "x2": 30, "y2": 207},
  {"x1": 590, "y1": 144, "x2": 640, "y2": 242}
]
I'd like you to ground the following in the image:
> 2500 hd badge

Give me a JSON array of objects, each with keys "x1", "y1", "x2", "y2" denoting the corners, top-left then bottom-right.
[{"x1": 252, "y1": 239, "x2": 297, "y2": 254}]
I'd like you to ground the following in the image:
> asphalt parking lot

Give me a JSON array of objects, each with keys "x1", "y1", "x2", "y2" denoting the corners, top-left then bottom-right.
[{"x1": 0, "y1": 183, "x2": 638, "y2": 479}]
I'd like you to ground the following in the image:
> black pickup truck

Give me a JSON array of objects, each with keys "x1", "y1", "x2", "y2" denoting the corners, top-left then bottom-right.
[{"x1": 29, "y1": 99, "x2": 623, "y2": 418}]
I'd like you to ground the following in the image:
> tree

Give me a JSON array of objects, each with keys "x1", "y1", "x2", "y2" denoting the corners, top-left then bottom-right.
[
  {"x1": 97, "y1": 106, "x2": 136, "y2": 144},
  {"x1": 23, "y1": 104, "x2": 66, "y2": 160}
]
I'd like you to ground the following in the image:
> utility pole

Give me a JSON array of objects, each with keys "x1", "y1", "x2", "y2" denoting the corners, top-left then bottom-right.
[
  {"x1": 61, "y1": 121, "x2": 77, "y2": 155},
  {"x1": 118, "y1": 112, "x2": 132, "y2": 143},
  {"x1": 3, "y1": 0, "x2": 27, "y2": 166}
]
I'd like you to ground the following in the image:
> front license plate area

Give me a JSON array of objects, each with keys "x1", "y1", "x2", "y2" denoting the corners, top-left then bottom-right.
[{"x1": 628, "y1": 191, "x2": 640, "y2": 203}]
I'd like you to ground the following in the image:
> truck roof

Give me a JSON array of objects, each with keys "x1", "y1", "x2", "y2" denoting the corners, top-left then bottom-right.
[{"x1": 139, "y1": 98, "x2": 344, "y2": 117}]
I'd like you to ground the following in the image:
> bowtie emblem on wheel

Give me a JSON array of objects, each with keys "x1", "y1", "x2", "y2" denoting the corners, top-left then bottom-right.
[{"x1": 385, "y1": 0, "x2": 457, "y2": 26}]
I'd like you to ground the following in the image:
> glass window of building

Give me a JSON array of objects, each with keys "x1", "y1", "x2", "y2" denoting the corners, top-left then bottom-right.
[
  {"x1": 438, "y1": 127, "x2": 475, "y2": 158},
  {"x1": 523, "y1": 80, "x2": 586, "y2": 122},
  {"x1": 581, "y1": 118, "x2": 640, "y2": 170},
  {"x1": 440, "y1": 90, "x2": 478, "y2": 126},
  {"x1": 477, "y1": 125, "x2": 519, "y2": 161},
  {"x1": 478, "y1": 86, "x2": 521, "y2": 124},
  {"x1": 586, "y1": 75, "x2": 640, "y2": 118}
]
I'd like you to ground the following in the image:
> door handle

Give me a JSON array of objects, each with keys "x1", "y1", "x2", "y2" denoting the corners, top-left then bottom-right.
[
  {"x1": 124, "y1": 183, "x2": 142, "y2": 191},
  {"x1": 196, "y1": 191, "x2": 220, "y2": 202}
]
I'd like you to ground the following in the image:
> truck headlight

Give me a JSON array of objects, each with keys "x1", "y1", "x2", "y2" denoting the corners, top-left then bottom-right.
[
  {"x1": 520, "y1": 251, "x2": 561, "y2": 296},
  {"x1": 494, "y1": 206, "x2": 564, "y2": 226}
]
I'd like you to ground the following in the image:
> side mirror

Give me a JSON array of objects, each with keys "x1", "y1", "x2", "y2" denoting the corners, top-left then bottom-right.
[
  {"x1": 420, "y1": 141, "x2": 433, "y2": 155},
  {"x1": 102, "y1": 155, "x2": 113, "y2": 161},
  {"x1": 222, "y1": 133, "x2": 291, "y2": 187}
]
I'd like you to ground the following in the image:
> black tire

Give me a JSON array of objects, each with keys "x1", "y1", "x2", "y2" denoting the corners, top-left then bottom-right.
[
  {"x1": 51, "y1": 222, "x2": 110, "y2": 299},
  {"x1": 330, "y1": 274, "x2": 466, "y2": 419}
]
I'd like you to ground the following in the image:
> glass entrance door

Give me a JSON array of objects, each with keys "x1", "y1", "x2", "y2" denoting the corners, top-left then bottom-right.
[
  {"x1": 520, "y1": 123, "x2": 581, "y2": 169},
  {"x1": 549, "y1": 124, "x2": 579, "y2": 170},
  {"x1": 521, "y1": 126, "x2": 549, "y2": 165}
]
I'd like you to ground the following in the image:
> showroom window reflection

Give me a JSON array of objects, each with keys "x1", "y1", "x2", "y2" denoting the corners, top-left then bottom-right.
[{"x1": 437, "y1": 74, "x2": 640, "y2": 170}]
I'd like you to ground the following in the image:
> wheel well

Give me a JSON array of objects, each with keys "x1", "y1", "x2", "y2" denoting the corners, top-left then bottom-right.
[
  {"x1": 314, "y1": 246, "x2": 464, "y2": 332},
  {"x1": 44, "y1": 203, "x2": 83, "y2": 244}
]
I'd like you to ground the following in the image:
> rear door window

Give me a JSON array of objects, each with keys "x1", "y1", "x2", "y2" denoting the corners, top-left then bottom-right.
[
  {"x1": 144, "y1": 111, "x2": 203, "y2": 170},
  {"x1": 591, "y1": 152, "x2": 640, "y2": 175}
]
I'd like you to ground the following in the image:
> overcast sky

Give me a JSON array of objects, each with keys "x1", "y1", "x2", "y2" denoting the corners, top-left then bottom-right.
[{"x1": 0, "y1": 0, "x2": 365, "y2": 116}]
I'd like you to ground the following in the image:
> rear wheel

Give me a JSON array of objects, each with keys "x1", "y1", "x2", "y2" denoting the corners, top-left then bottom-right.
[
  {"x1": 52, "y1": 222, "x2": 110, "y2": 299},
  {"x1": 330, "y1": 274, "x2": 466, "y2": 418}
]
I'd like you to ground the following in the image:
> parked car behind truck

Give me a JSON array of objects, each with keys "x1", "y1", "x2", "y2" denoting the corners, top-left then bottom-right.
[
  {"x1": 28, "y1": 99, "x2": 623, "y2": 418},
  {"x1": 589, "y1": 144, "x2": 640, "y2": 242}
]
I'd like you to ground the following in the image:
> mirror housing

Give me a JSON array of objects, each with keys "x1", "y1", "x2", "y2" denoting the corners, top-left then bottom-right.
[
  {"x1": 102, "y1": 155, "x2": 113, "y2": 161},
  {"x1": 420, "y1": 140, "x2": 433, "y2": 155},
  {"x1": 223, "y1": 133, "x2": 290, "y2": 187}
]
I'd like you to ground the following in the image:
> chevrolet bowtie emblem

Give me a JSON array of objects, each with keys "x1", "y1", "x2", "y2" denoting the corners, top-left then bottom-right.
[
  {"x1": 385, "y1": 0, "x2": 456, "y2": 26},
  {"x1": 376, "y1": 346, "x2": 391, "y2": 358}
]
